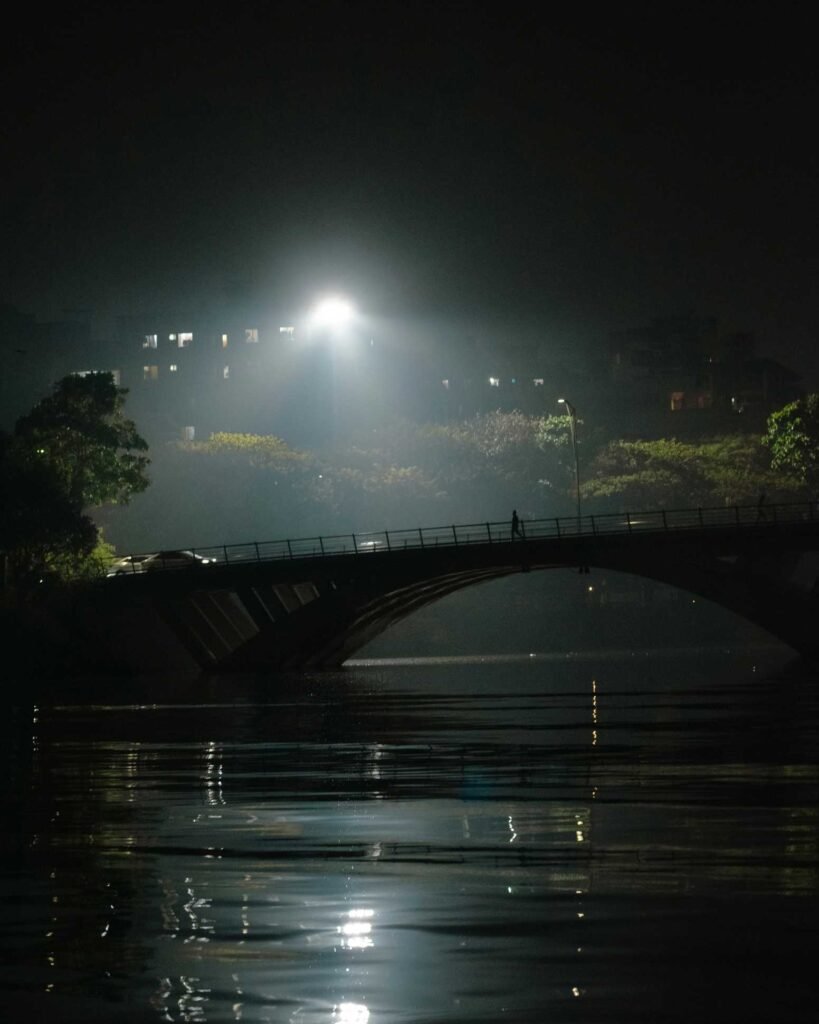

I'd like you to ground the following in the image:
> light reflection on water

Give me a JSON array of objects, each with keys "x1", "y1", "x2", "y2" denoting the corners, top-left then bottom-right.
[{"x1": 1, "y1": 647, "x2": 818, "y2": 1022}]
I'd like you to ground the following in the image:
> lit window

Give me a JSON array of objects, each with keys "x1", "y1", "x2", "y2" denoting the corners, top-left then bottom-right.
[
  {"x1": 223, "y1": 366, "x2": 230, "y2": 379},
  {"x1": 442, "y1": 378, "x2": 450, "y2": 389},
  {"x1": 533, "y1": 378, "x2": 544, "y2": 386},
  {"x1": 489, "y1": 376, "x2": 500, "y2": 387},
  {"x1": 143, "y1": 365, "x2": 158, "y2": 381},
  {"x1": 74, "y1": 369, "x2": 119, "y2": 385},
  {"x1": 169, "y1": 334, "x2": 177, "y2": 342},
  {"x1": 169, "y1": 364, "x2": 178, "y2": 372},
  {"x1": 245, "y1": 328, "x2": 259, "y2": 343},
  {"x1": 279, "y1": 326, "x2": 294, "y2": 335},
  {"x1": 143, "y1": 334, "x2": 157, "y2": 349},
  {"x1": 221, "y1": 333, "x2": 229, "y2": 348},
  {"x1": 182, "y1": 426, "x2": 195, "y2": 441},
  {"x1": 178, "y1": 332, "x2": 193, "y2": 348}
]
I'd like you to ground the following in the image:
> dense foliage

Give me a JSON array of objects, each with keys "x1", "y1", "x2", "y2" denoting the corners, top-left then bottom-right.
[
  {"x1": 581, "y1": 434, "x2": 797, "y2": 510},
  {"x1": 15, "y1": 372, "x2": 149, "y2": 507},
  {"x1": 763, "y1": 393, "x2": 819, "y2": 490},
  {"x1": 100, "y1": 399, "x2": 818, "y2": 553},
  {"x1": 0, "y1": 432, "x2": 98, "y2": 586},
  {"x1": 2, "y1": 373, "x2": 149, "y2": 588}
]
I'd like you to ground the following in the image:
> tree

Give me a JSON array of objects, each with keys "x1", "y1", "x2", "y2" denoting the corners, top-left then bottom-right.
[
  {"x1": 581, "y1": 434, "x2": 794, "y2": 511},
  {"x1": 534, "y1": 412, "x2": 585, "y2": 509},
  {"x1": 3, "y1": 373, "x2": 149, "y2": 588},
  {"x1": 15, "y1": 372, "x2": 149, "y2": 507},
  {"x1": 763, "y1": 393, "x2": 819, "y2": 491},
  {"x1": 0, "y1": 432, "x2": 97, "y2": 587}
]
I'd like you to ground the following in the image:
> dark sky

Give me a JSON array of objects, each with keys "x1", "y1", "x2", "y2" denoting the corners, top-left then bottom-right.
[{"x1": 2, "y1": 2, "x2": 818, "y2": 377}]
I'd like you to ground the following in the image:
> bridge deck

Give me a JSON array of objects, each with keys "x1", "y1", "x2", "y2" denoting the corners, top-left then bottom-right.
[{"x1": 111, "y1": 501, "x2": 819, "y2": 574}]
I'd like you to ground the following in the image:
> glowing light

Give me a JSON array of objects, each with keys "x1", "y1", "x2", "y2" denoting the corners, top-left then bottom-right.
[
  {"x1": 333, "y1": 1004, "x2": 369, "y2": 1024},
  {"x1": 310, "y1": 296, "x2": 355, "y2": 330}
]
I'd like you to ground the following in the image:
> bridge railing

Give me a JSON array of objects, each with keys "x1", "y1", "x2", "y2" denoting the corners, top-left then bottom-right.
[{"x1": 113, "y1": 501, "x2": 818, "y2": 574}]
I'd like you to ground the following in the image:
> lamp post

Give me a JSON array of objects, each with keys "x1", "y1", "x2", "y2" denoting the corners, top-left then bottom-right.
[{"x1": 558, "y1": 397, "x2": 581, "y2": 531}]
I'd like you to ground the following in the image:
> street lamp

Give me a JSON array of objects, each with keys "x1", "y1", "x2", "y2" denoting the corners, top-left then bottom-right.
[
  {"x1": 308, "y1": 295, "x2": 356, "y2": 332},
  {"x1": 308, "y1": 295, "x2": 357, "y2": 445},
  {"x1": 558, "y1": 397, "x2": 581, "y2": 531}
]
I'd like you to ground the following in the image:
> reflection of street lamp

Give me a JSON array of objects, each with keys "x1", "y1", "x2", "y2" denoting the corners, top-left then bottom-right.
[
  {"x1": 558, "y1": 397, "x2": 581, "y2": 528},
  {"x1": 308, "y1": 295, "x2": 356, "y2": 443}
]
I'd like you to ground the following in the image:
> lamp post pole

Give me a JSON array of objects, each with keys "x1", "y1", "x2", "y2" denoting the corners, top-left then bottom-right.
[{"x1": 558, "y1": 397, "x2": 581, "y2": 532}]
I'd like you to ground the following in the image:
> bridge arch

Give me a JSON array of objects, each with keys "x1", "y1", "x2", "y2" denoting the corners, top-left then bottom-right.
[{"x1": 88, "y1": 504, "x2": 819, "y2": 673}]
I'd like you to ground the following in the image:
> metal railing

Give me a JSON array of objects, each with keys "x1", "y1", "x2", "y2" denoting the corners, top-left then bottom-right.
[{"x1": 109, "y1": 501, "x2": 818, "y2": 575}]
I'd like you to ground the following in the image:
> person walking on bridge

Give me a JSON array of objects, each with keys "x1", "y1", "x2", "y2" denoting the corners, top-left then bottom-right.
[
  {"x1": 757, "y1": 490, "x2": 767, "y2": 521},
  {"x1": 511, "y1": 509, "x2": 524, "y2": 540}
]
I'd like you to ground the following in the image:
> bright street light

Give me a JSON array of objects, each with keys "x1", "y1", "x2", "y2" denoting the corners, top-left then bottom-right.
[
  {"x1": 558, "y1": 397, "x2": 581, "y2": 529},
  {"x1": 308, "y1": 295, "x2": 357, "y2": 446},
  {"x1": 309, "y1": 295, "x2": 356, "y2": 331}
]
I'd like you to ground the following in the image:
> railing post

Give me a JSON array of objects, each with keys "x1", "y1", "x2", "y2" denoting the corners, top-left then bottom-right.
[
  {"x1": 662, "y1": 510, "x2": 668, "y2": 530},
  {"x1": 254, "y1": 541, "x2": 260, "y2": 563},
  {"x1": 555, "y1": 517, "x2": 561, "y2": 538},
  {"x1": 591, "y1": 515, "x2": 597, "y2": 535},
  {"x1": 319, "y1": 537, "x2": 325, "y2": 555},
  {"x1": 352, "y1": 534, "x2": 358, "y2": 553},
  {"x1": 418, "y1": 528, "x2": 424, "y2": 548},
  {"x1": 223, "y1": 546, "x2": 229, "y2": 565},
  {"x1": 452, "y1": 525, "x2": 458, "y2": 545},
  {"x1": 486, "y1": 523, "x2": 492, "y2": 542},
  {"x1": 287, "y1": 539, "x2": 293, "y2": 559},
  {"x1": 627, "y1": 512, "x2": 632, "y2": 534},
  {"x1": 385, "y1": 531, "x2": 391, "y2": 551}
]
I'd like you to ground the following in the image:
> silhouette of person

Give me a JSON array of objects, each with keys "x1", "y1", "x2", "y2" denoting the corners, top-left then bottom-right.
[
  {"x1": 757, "y1": 490, "x2": 767, "y2": 521},
  {"x1": 511, "y1": 509, "x2": 523, "y2": 539}
]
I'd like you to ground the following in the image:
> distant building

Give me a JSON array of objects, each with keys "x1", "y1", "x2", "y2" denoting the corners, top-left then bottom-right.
[
  {"x1": 0, "y1": 302, "x2": 804, "y2": 442},
  {"x1": 610, "y1": 315, "x2": 801, "y2": 426}
]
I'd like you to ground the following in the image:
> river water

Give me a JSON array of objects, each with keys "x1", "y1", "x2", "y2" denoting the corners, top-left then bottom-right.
[{"x1": 1, "y1": 646, "x2": 818, "y2": 1023}]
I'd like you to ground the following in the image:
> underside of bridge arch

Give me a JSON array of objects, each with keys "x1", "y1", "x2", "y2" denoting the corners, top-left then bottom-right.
[
  {"x1": 134, "y1": 525, "x2": 819, "y2": 673},
  {"x1": 215, "y1": 566, "x2": 520, "y2": 671},
  {"x1": 217, "y1": 559, "x2": 814, "y2": 673},
  {"x1": 582, "y1": 548, "x2": 818, "y2": 659},
  {"x1": 321, "y1": 552, "x2": 815, "y2": 668}
]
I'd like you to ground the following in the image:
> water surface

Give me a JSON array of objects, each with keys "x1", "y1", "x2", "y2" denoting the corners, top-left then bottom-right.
[{"x1": 1, "y1": 647, "x2": 817, "y2": 1022}]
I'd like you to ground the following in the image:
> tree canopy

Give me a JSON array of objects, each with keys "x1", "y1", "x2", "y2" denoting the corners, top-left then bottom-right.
[
  {"x1": 2, "y1": 373, "x2": 149, "y2": 588},
  {"x1": 0, "y1": 432, "x2": 98, "y2": 584},
  {"x1": 582, "y1": 434, "x2": 797, "y2": 510},
  {"x1": 763, "y1": 393, "x2": 819, "y2": 491},
  {"x1": 15, "y1": 372, "x2": 149, "y2": 507}
]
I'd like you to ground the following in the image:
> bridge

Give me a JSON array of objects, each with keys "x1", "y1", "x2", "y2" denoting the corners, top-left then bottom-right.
[{"x1": 83, "y1": 502, "x2": 819, "y2": 674}]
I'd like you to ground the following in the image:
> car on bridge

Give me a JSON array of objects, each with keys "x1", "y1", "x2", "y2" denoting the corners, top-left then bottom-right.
[{"x1": 106, "y1": 550, "x2": 218, "y2": 576}]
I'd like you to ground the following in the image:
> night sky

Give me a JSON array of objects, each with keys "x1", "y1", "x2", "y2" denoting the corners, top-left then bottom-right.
[{"x1": 3, "y1": 2, "x2": 818, "y2": 379}]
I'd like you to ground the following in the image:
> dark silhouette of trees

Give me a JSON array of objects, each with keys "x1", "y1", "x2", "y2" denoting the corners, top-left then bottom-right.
[{"x1": 2, "y1": 373, "x2": 149, "y2": 589}]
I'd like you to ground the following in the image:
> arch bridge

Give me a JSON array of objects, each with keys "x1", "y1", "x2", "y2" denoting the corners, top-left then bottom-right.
[{"x1": 91, "y1": 502, "x2": 819, "y2": 673}]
